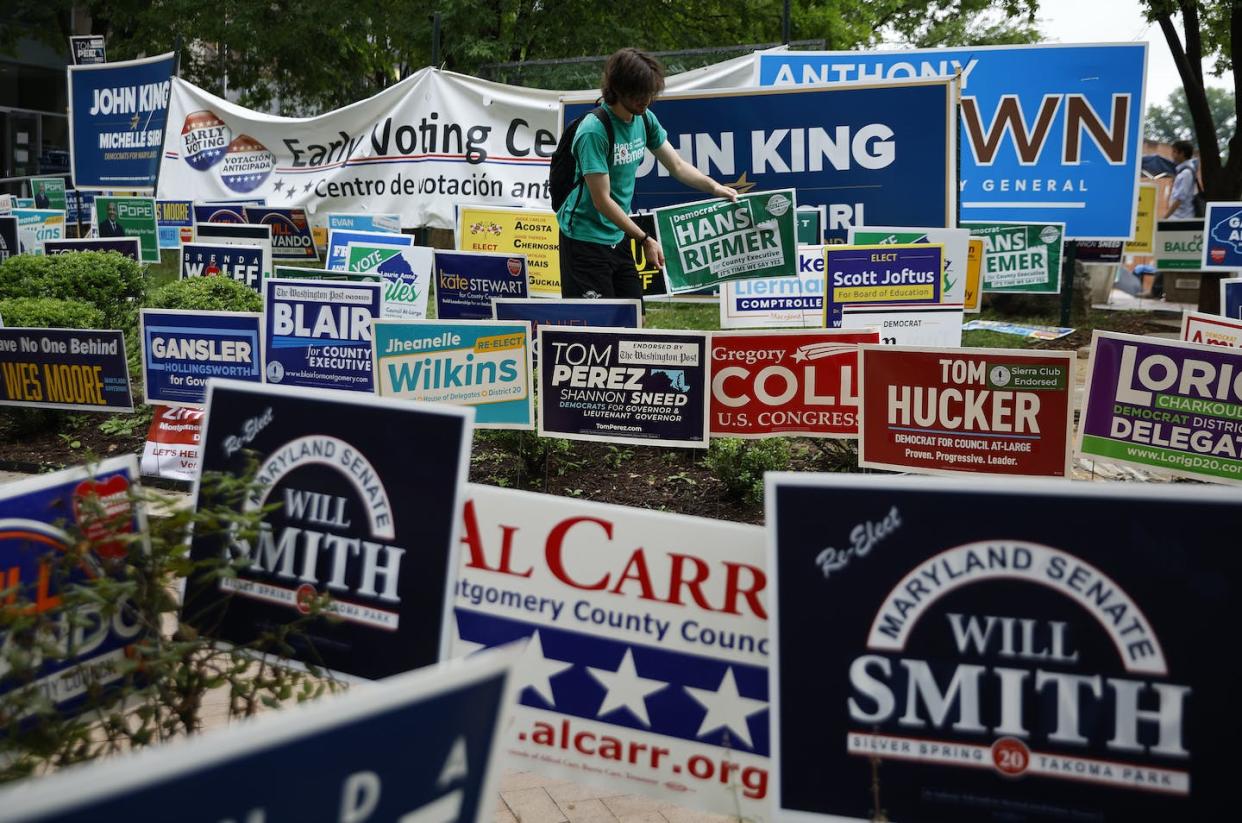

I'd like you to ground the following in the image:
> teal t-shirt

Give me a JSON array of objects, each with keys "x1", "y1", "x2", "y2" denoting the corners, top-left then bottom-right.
[{"x1": 556, "y1": 107, "x2": 668, "y2": 245}]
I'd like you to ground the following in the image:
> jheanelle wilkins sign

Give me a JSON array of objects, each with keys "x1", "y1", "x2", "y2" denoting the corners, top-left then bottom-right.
[
  {"x1": 1078, "y1": 331, "x2": 1242, "y2": 484},
  {"x1": 539, "y1": 328, "x2": 710, "y2": 447},
  {"x1": 859, "y1": 346, "x2": 1075, "y2": 477},
  {"x1": 140, "y1": 310, "x2": 262, "y2": 407},
  {"x1": 0, "y1": 328, "x2": 133, "y2": 412},
  {"x1": 449, "y1": 485, "x2": 771, "y2": 820},
  {"x1": 766, "y1": 474, "x2": 1240, "y2": 821},
  {"x1": 0, "y1": 648, "x2": 517, "y2": 823},
  {"x1": 185, "y1": 381, "x2": 473, "y2": 680},
  {"x1": 262, "y1": 278, "x2": 381, "y2": 393}
]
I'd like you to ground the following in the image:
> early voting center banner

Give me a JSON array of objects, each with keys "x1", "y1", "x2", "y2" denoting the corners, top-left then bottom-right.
[
  {"x1": 449, "y1": 484, "x2": 771, "y2": 820},
  {"x1": 757, "y1": 44, "x2": 1147, "y2": 239},
  {"x1": 766, "y1": 474, "x2": 1241, "y2": 821},
  {"x1": 185, "y1": 381, "x2": 473, "y2": 680}
]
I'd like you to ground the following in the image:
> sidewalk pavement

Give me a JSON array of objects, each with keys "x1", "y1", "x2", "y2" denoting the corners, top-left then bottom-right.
[{"x1": 495, "y1": 771, "x2": 733, "y2": 823}]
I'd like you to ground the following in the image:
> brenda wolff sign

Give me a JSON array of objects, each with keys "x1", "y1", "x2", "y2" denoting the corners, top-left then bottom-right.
[
  {"x1": 823, "y1": 243, "x2": 943, "y2": 327},
  {"x1": 539, "y1": 328, "x2": 709, "y2": 448},
  {"x1": 185, "y1": 380, "x2": 473, "y2": 679},
  {"x1": 859, "y1": 346, "x2": 1075, "y2": 477},
  {"x1": 653, "y1": 190, "x2": 798, "y2": 293},
  {"x1": 457, "y1": 205, "x2": 560, "y2": 298},
  {"x1": 718, "y1": 247, "x2": 825, "y2": 329},
  {"x1": 195, "y1": 222, "x2": 274, "y2": 280},
  {"x1": 1154, "y1": 219, "x2": 1203, "y2": 271},
  {"x1": 962, "y1": 221, "x2": 1065, "y2": 293},
  {"x1": 1182, "y1": 311, "x2": 1242, "y2": 349},
  {"x1": 0, "y1": 648, "x2": 516, "y2": 823},
  {"x1": 373, "y1": 319, "x2": 534, "y2": 430},
  {"x1": 434, "y1": 250, "x2": 529, "y2": 320},
  {"x1": 0, "y1": 328, "x2": 132, "y2": 412},
  {"x1": 243, "y1": 206, "x2": 318, "y2": 261},
  {"x1": 94, "y1": 196, "x2": 159, "y2": 262},
  {"x1": 140, "y1": 310, "x2": 262, "y2": 407},
  {"x1": 709, "y1": 329, "x2": 879, "y2": 439},
  {"x1": 0, "y1": 456, "x2": 147, "y2": 714},
  {"x1": 448, "y1": 484, "x2": 771, "y2": 820},
  {"x1": 849, "y1": 226, "x2": 969, "y2": 305},
  {"x1": 346, "y1": 243, "x2": 433, "y2": 320},
  {"x1": 766, "y1": 473, "x2": 1240, "y2": 821},
  {"x1": 263, "y1": 278, "x2": 381, "y2": 392},
  {"x1": 1078, "y1": 331, "x2": 1242, "y2": 484},
  {"x1": 180, "y1": 242, "x2": 263, "y2": 291},
  {"x1": 140, "y1": 405, "x2": 203, "y2": 482}
]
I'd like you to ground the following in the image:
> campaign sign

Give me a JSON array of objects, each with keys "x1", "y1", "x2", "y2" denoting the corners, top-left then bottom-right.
[
  {"x1": 68, "y1": 52, "x2": 175, "y2": 190},
  {"x1": 0, "y1": 328, "x2": 132, "y2": 412},
  {"x1": 434, "y1": 250, "x2": 529, "y2": 320},
  {"x1": 12, "y1": 208, "x2": 66, "y2": 255},
  {"x1": 244, "y1": 205, "x2": 318, "y2": 261},
  {"x1": 457, "y1": 205, "x2": 560, "y2": 298},
  {"x1": 654, "y1": 190, "x2": 798, "y2": 293},
  {"x1": 42, "y1": 237, "x2": 140, "y2": 261},
  {"x1": 758, "y1": 44, "x2": 1146, "y2": 239},
  {"x1": 1075, "y1": 240, "x2": 1124, "y2": 263},
  {"x1": 345, "y1": 243, "x2": 433, "y2": 320},
  {"x1": 964, "y1": 238, "x2": 984, "y2": 312},
  {"x1": 0, "y1": 647, "x2": 516, "y2": 823},
  {"x1": 796, "y1": 206, "x2": 824, "y2": 245},
  {"x1": 156, "y1": 199, "x2": 194, "y2": 248},
  {"x1": 272, "y1": 266, "x2": 379, "y2": 283},
  {"x1": 140, "y1": 310, "x2": 262, "y2": 407},
  {"x1": 0, "y1": 456, "x2": 148, "y2": 713},
  {"x1": 140, "y1": 405, "x2": 203, "y2": 482},
  {"x1": 0, "y1": 216, "x2": 17, "y2": 263},
  {"x1": 1181, "y1": 311, "x2": 1242, "y2": 348},
  {"x1": 564, "y1": 79, "x2": 956, "y2": 242},
  {"x1": 263, "y1": 278, "x2": 381, "y2": 393},
  {"x1": 840, "y1": 304, "x2": 965, "y2": 348},
  {"x1": 30, "y1": 176, "x2": 67, "y2": 211},
  {"x1": 710, "y1": 329, "x2": 878, "y2": 439},
  {"x1": 1079, "y1": 331, "x2": 1242, "y2": 484},
  {"x1": 93, "y1": 195, "x2": 158, "y2": 262},
  {"x1": 193, "y1": 203, "x2": 246, "y2": 225},
  {"x1": 448, "y1": 484, "x2": 772, "y2": 819},
  {"x1": 1125, "y1": 182, "x2": 1158, "y2": 255},
  {"x1": 179, "y1": 242, "x2": 263, "y2": 292},
  {"x1": 69, "y1": 34, "x2": 106, "y2": 65},
  {"x1": 185, "y1": 380, "x2": 473, "y2": 679},
  {"x1": 194, "y1": 222, "x2": 273, "y2": 279},
  {"x1": 1154, "y1": 219, "x2": 1203, "y2": 271},
  {"x1": 719, "y1": 247, "x2": 825, "y2": 329},
  {"x1": 850, "y1": 226, "x2": 969, "y2": 304},
  {"x1": 328, "y1": 212, "x2": 402, "y2": 234},
  {"x1": 64, "y1": 189, "x2": 95, "y2": 228},
  {"x1": 962, "y1": 221, "x2": 1065, "y2": 293},
  {"x1": 823, "y1": 243, "x2": 943, "y2": 326},
  {"x1": 1202, "y1": 201, "x2": 1242, "y2": 269},
  {"x1": 858, "y1": 345, "x2": 1075, "y2": 477},
  {"x1": 326, "y1": 226, "x2": 412, "y2": 271},
  {"x1": 539, "y1": 328, "x2": 709, "y2": 448},
  {"x1": 772, "y1": 474, "x2": 1242, "y2": 822},
  {"x1": 494, "y1": 298, "x2": 641, "y2": 339},
  {"x1": 1222, "y1": 277, "x2": 1242, "y2": 320},
  {"x1": 630, "y1": 212, "x2": 669, "y2": 298}
]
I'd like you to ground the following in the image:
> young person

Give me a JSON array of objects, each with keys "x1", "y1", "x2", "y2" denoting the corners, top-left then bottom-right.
[{"x1": 556, "y1": 47, "x2": 737, "y2": 299}]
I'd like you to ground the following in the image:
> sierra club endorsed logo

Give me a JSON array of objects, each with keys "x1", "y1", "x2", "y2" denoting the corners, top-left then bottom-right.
[{"x1": 845, "y1": 541, "x2": 1190, "y2": 795}]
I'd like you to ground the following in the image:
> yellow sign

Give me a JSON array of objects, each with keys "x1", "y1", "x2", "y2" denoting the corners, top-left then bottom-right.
[
  {"x1": 1124, "y1": 183, "x2": 1157, "y2": 255},
  {"x1": 964, "y1": 238, "x2": 984, "y2": 312},
  {"x1": 457, "y1": 206, "x2": 560, "y2": 298}
]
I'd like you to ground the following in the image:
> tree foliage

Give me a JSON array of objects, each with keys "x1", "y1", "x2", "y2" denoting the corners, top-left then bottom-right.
[{"x1": 1147, "y1": 85, "x2": 1236, "y2": 151}]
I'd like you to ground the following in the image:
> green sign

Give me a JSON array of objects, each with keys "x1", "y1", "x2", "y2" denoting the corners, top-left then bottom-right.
[
  {"x1": 653, "y1": 189, "x2": 798, "y2": 293},
  {"x1": 961, "y1": 221, "x2": 1064, "y2": 294},
  {"x1": 1153, "y1": 219, "x2": 1203, "y2": 271},
  {"x1": 30, "y1": 177, "x2": 66, "y2": 212},
  {"x1": 94, "y1": 196, "x2": 159, "y2": 263},
  {"x1": 796, "y1": 207, "x2": 822, "y2": 245}
]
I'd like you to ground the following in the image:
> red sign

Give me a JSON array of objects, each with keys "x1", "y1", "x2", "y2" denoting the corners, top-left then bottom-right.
[
  {"x1": 858, "y1": 345, "x2": 1075, "y2": 476},
  {"x1": 140, "y1": 405, "x2": 204, "y2": 481},
  {"x1": 710, "y1": 329, "x2": 879, "y2": 438}
]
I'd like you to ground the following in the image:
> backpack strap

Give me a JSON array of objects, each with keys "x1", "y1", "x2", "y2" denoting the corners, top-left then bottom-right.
[{"x1": 567, "y1": 105, "x2": 615, "y2": 230}]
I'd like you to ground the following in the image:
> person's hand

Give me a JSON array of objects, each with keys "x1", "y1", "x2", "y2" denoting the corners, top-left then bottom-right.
[
  {"x1": 644, "y1": 234, "x2": 665, "y2": 269},
  {"x1": 715, "y1": 183, "x2": 739, "y2": 203}
]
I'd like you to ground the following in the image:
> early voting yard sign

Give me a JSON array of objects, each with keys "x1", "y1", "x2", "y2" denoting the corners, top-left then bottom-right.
[
  {"x1": 0, "y1": 648, "x2": 518, "y2": 822},
  {"x1": 766, "y1": 474, "x2": 1242, "y2": 821},
  {"x1": 449, "y1": 485, "x2": 770, "y2": 820},
  {"x1": 185, "y1": 380, "x2": 473, "y2": 680}
]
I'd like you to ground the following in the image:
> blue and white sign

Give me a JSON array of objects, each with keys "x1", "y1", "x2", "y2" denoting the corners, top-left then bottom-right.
[
  {"x1": 263, "y1": 278, "x2": 381, "y2": 392},
  {"x1": 493, "y1": 297, "x2": 641, "y2": 334},
  {"x1": 435, "y1": 250, "x2": 530, "y2": 320},
  {"x1": 758, "y1": 44, "x2": 1147, "y2": 239},
  {"x1": 12, "y1": 208, "x2": 66, "y2": 254},
  {"x1": 68, "y1": 52, "x2": 176, "y2": 191},
  {"x1": 1203, "y1": 201, "x2": 1242, "y2": 270},
  {"x1": 1223, "y1": 277, "x2": 1242, "y2": 320},
  {"x1": 563, "y1": 79, "x2": 956, "y2": 241},
  {"x1": 719, "y1": 247, "x2": 826, "y2": 329},
  {"x1": 326, "y1": 227, "x2": 413, "y2": 271},
  {"x1": 179, "y1": 241, "x2": 264, "y2": 292},
  {"x1": 0, "y1": 647, "x2": 517, "y2": 823},
  {"x1": 156, "y1": 199, "x2": 193, "y2": 248},
  {"x1": 193, "y1": 203, "x2": 246, "y2": 226},
  {"x1": 328, "y1": 212, "x2": 402, "y2": 234},
  {"x1": 346, "y1": 244, "x2": 433, "y2": 320},
  {"x1": 140, "y1": 309, "x2": 263, "y2": 406}
]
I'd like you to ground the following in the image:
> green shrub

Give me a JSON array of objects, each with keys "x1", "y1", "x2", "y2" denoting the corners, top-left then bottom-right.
[
  {"x1": 0, "y1": 251, "x2": 144, "y2": 330},
  {"x1": 0, "y1": 255, "x2": 53, "y2": 300},
  {"x1": 0, "y1": 297, "x2": 105, "y2": 330},
  {"x1": 704, "y1": 437, "x2": 792, "y2": 505},
  {"x1": 147, "y1": 276, "x2": 263, "y2": 313}
]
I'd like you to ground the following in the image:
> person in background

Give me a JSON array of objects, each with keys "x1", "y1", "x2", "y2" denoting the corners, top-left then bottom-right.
[{"x1": 1163, "y1": 140, "x2": 1199, "y2": 219}]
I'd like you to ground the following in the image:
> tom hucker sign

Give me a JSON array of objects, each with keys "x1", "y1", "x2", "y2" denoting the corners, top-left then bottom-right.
[
  {"x1": 824, "y1": 244, "x2": 943, "y2": 327},
  {"x1": 448, "y1": 484, "x2": 771, "y2": 820},
  {"x1": 262, "y1": 278, "x2": 381, "y2": 392},
  {"x1": 859, "y1": 346, "x2": 1075, "y2": 477},
  {"x1": 1078, "y1": 331, "x2": 1242, "y2": 484},
  {"x1": 185, "y1": 380, "x2": 474, "y2": 680},
  {"x1": 709, "y1": 329, "x2": 879, "y2": 439},
  {"x1": 766, "y1": 473, "x2": 1240, "y2": 821}
]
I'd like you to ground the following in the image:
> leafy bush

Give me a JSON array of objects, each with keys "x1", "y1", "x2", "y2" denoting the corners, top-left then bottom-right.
[
  {"x1": 147, "y1": 276, "x2": 263, "y2": 313},
  {"x1": 704, "y1": 437, "x2": 792, "y2": 505},
  {"x1": 0, "y1": 255, "x2": 54, "y2": 300},
  {"x1": 0, "y1": 297, "x2": 105, "y2": 330},
  {"x1": 0, "y1": 252, "x2": 145, "y2": 330}
]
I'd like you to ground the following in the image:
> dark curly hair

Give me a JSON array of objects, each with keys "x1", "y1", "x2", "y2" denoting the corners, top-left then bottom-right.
[{"x1": 601, "y1": 48, "x2": 665, "y2": 105}]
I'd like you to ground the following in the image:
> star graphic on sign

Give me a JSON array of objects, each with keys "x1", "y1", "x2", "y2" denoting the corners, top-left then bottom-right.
[
  {"x1": 273, "y1": 179, "x2": 285, "y2": 192},
  {"x1": 304, "y1": 182, "x2": 313, "y2": 192},
  {"x1": 286, "y1": 187, "x2": 296, "y2": 200},
  {"x1": 725, "y1": 172, "x2": 757, "y2": 194},
  {"x1": 515, "y1": 630, "x2": 573, "y2": 707},
  {"x1": 586, "y1": 648, "x2": 668, "y2": 728},
  {"x1": 684, "y1": 667, "x2": 767, "y2": 749},
  {"x1": 129, "y1": 113, "x2": 140, "y2": 129},
  {"x1": 793, "y1": 349, "x2": 809, "y2": 363}
]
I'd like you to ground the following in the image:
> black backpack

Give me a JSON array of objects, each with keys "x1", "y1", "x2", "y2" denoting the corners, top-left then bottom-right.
[{"x1": 549, "y1": 106, "x2": 614, "y2": 211}]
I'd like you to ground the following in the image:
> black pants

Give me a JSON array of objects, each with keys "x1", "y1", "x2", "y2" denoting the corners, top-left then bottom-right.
[{"x1": 559, "y1": 234, "x2": 643, "y2": 299}]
